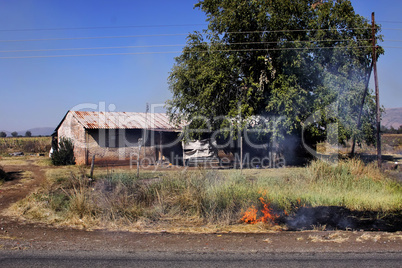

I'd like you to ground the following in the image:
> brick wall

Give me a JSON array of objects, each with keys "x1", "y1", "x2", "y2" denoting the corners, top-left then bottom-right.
[
  {"x1": 57, "y1": 112, "x2": 87, "y2": 164},
  {"x1": 57, "y1": 112, "x2": 183, "y2": 166}
]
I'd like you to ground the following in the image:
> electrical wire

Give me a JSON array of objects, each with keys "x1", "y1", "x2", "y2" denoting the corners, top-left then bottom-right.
[
  {"x1": 0, "y1": 33, "x2": 190, "y2": 43},
  {"x1": 0, "y1": 27, "x2": 377, "y2": 43},
  {"x1": 0, "y1": 45, "x2": 374, "y2": 59},
  {"x1": 382, "y1": 28, "x2": 402, "y2": 31},
  {"x1": 0, "y1": 22, "x2": 393, "y2": 32},
  {"x1": 0, "y1": 39, "x2": 372, "y2": 53},
  {"x1": 0, "y1": 44, "x2": 185, "y2": 53},
  {"x1": 0, "y1": 24, "x2": 208, "y2": 32},
  {"x1": 382, "y1": 46, "x2": 402, "y2": 49},
  {"x1": 377, "y1": 21, "x2": 402, "y2": 24}
]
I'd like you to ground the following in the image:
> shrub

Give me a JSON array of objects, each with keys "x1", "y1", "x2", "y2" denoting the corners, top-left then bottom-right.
[{"x1": 51, "y1": 137, "x2": 76, "y2": 166}]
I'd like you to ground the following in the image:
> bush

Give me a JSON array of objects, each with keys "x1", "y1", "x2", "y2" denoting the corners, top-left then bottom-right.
[{"x1": 51, "y1": 137, "x2": 76, "y2": 166}]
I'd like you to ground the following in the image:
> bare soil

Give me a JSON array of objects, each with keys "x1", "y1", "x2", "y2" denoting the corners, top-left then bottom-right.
[
  {"x1": 0, "y1": 158, "x2": 401, "y2": 253},
  {"x1": 0, "y1": 160, "x2": 47, "y2": 211}
]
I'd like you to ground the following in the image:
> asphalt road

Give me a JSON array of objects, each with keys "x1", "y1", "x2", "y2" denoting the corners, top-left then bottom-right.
[{"x1": 1, "y1": 251, "x2": 401, "y2": 268}]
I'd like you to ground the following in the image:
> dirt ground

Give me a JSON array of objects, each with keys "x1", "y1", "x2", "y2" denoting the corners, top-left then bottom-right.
[{"x1": 0, "y1": 157, "x2": 401, "y2": 253}]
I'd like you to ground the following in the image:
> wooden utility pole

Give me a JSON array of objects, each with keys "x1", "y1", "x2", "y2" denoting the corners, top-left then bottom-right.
[{"x1": 372, "y1": 12, "x2": 381, "y2": 168}]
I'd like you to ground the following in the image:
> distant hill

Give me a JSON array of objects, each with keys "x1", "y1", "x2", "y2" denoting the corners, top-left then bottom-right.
[
  {"x1": 0, "y1": 127, "x2": 54, "y2": 137},
  {"x1": 382, "y1": 108, "x2": 402, "y2": 129},
  {"x1": 26, "y1": 127, "x2": 54, "y2": 136}
]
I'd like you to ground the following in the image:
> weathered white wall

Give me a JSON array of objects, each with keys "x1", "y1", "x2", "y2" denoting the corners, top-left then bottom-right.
[{"x1": 57, "y1": 112, "x2": 87, "y2": 164}]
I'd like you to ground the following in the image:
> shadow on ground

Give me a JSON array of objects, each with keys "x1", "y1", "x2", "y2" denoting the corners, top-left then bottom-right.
[{"x1": 3, "y1": 171, "x2": 23, "y2": 182}]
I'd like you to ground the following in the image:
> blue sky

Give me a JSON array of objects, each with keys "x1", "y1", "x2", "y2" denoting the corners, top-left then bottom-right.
[{"x1": 0, "y1": 0, "x2": 401, "y2": 131}]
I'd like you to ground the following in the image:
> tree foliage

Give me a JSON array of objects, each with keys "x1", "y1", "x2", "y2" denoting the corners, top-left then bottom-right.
[
  {"x1": 0, "y1": 132, "x2": 6, "y2": 138},
  {"x1": 382, "y1": 125, "x2": 402, "y2": 134},
  {"x1": 11, "y1": 131, "x2": 18, "y2": 137},
  {"x1": 51, "y1": 137, "x2": 76, "y2": 166},
  {"x1": 25, "y1": 131, "x2": 32, "y2": 137},
  {"x1": 167, "y1": 0, "x2": 383, "y2": 146}
]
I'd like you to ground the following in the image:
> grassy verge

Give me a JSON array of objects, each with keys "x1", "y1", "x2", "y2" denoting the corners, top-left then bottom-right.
[{"x1": 9, "y1": 159, "x2": 402, "y2": 231}]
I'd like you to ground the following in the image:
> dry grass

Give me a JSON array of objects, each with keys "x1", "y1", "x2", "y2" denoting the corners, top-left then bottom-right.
[
  {"x1": 385, "y1": 232, "x2": 402, "y2": 241},
  {"x1": 356, "y1": 233, "x2": 381, "y2": 242},
  {"x1": 308, "y1": 232, "x2": 350, "y2": 243},
  {"x1": 382, "y1": 134, "x2": 402, "y2": 154},
  {"x1": 0, "y1": 157, "x2": 30, "y2": 166},
  {"x1": 7, "y1": 159, "x2": 402, "y2": 231},
  {"x1": 0, "y1": 156, "x2": 52, "y2": 167},
  {"x1": 0, "y1": 234, "x2": 16, "y2": 240},
  {"x1": 0, "y1": 137, "x2": 51, "y2": 155},
  {"x1": 34, "y1": 158, "x2": 53, "y2": 167}
]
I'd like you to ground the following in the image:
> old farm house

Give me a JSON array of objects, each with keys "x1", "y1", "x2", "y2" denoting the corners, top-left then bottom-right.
[{"x1": 53, "y1": 111, "x2": 183, "y2": 165}]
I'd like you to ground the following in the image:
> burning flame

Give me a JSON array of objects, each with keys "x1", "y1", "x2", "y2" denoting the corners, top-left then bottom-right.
[{"x1": 241, "y1": 196, "x2": 278, "y2": 224}]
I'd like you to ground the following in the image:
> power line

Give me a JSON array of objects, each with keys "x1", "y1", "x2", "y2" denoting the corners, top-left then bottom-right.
[
  {"x1": 0, "y1": 25, "x2": 373, "y2": 34},
  {"x1": 377, "y1": 21, "x2": 402, "y2": 24},
  {"x1": 382, "y1": 28, "x2": 402, "y2": 31},
  {"x1": 0, "y1": 21, "x2": 395, "y2": 33},
  {"x1": 0, "y1": 44, "x2": 185, "y2": 53},
  {"x1": 0, "y1": 27, "x2": 375, "y2": 43},
  {"x1": 0, "y1": 45, "x2": 374, "y2": 59},
  {"x1": 382, "y1": 46, "x2": 402, "y2": 49},
  {"x1": 0, "y1": 24, "x2": 208, "y2": 32},
  {"x1": 0, "y1": 39, "x2": 371, "y2": 53},
  {"x1": 383, "y1": 39, "x2": 402, "y2": 42},
  {"x1": 0, "y1": 51, "x2": 180, "y2": 59},
  {"x1": 0, "y1": 33, "x2": 190, "y2": 43}
]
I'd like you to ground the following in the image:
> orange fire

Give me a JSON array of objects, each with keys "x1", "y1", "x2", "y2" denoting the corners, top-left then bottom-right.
[{"x1": 241, "y1": 196, "x2": 278, "y2": 224}]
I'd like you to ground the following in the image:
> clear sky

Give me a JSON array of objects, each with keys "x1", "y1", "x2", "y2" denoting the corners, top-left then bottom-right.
[{"x1": 0, "y1": 0, "x2": 401, "y2": 131}]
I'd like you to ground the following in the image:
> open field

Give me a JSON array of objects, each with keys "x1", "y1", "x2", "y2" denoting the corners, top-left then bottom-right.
[
  {"x1": 382, "y1": 134, "x2": 402, "y2": 154},
  {"x1": 3, "y1": 156, "x2": 400, "y2": 233},
  {"x1": 316, "y1": 134, "x2": 402, "y2": 156},
  {"x1": 0, "y1": 137, "x2": 51, "y2": 156}
]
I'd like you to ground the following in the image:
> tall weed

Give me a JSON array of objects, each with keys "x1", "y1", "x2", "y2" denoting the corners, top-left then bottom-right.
[{"x1": 11, "y1": 159, "x2": 402, "y2": 229}]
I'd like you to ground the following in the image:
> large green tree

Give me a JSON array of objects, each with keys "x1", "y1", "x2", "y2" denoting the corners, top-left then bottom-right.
[{"x1": 167, "y1": 0, "x2": 383, "y2": 147}]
